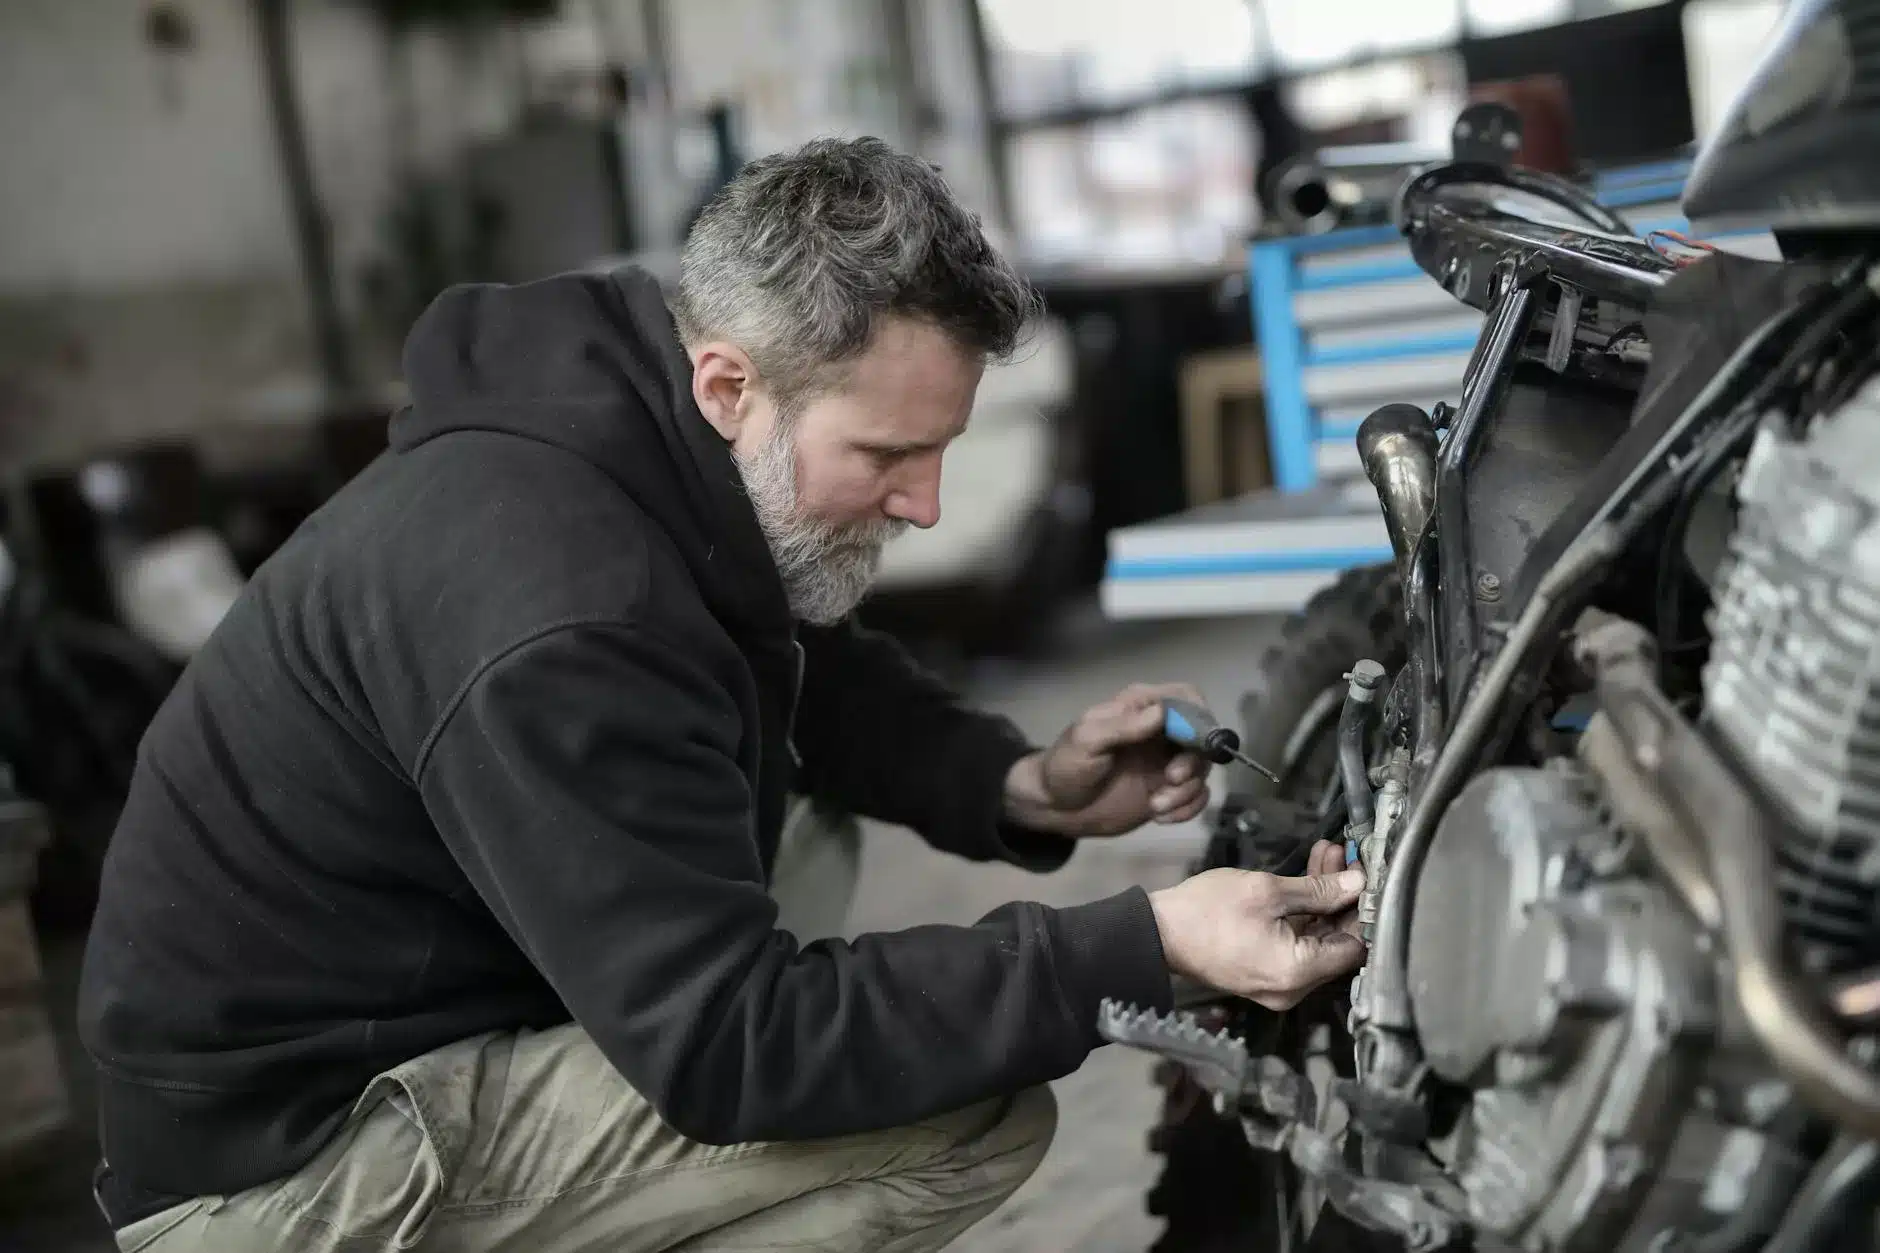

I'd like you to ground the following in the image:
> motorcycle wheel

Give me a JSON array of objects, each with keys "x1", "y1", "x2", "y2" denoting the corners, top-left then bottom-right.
[{"x1": 1145, "y1": 562, "x2": 1405, "y2": 1253}]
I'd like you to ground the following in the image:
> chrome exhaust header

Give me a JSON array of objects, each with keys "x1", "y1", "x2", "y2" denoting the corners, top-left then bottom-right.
[{"x1": 1355, "y1": 403, "x2": 1440, "y2": 581}]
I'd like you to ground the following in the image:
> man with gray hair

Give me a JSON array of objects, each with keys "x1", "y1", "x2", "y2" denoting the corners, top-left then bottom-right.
[{"x1": 79, "y1": 137, "x2": 1365, "y2": 1252}]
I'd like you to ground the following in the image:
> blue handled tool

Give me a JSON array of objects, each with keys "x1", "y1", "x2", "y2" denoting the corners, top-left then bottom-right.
[{"x1": 1161, "y1": 698, "x2": 1279, "y2": 783}]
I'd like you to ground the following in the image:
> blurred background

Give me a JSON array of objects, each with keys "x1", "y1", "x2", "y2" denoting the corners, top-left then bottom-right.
[{"x1": 0, "y1": 1, "x2": 1787, "y2": 1249}]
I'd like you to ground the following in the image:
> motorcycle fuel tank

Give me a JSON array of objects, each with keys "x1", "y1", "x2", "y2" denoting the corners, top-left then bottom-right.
[{"x1": 1683, "y1": 0, "x2": 1880, "y2": 234}]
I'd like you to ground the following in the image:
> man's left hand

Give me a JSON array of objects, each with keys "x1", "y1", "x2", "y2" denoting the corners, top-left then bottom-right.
[{"x1": 1003, "y1": 683, "x2": 1214, "y2": 839}]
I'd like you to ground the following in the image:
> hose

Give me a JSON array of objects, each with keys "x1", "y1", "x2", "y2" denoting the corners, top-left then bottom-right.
[{"x1": 1338, "y1": 661, "x2": 1387, "y2": 835}]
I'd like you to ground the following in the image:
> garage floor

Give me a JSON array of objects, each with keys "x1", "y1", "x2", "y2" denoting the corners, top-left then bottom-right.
[
  {"x1": 848, "y1": 608, "x2": 1278, "y2": 1253},
  {"x1": 3, "y1": 604, "x2": 1278, "y2": 1253}
]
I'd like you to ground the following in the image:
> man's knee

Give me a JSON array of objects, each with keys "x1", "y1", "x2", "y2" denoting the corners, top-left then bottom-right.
[
  {"x1": 767, "y1": 1085, "x2": 1055, "y2": 1253},
  {"x1": 945, "y1": 1083, "x2": 1058, "y2": 1206},
  {"x1": 1001, "y1": 1084, "x2": 1058, "y2": 1176}
]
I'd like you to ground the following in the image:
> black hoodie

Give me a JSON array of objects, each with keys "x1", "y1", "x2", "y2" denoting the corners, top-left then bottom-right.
[{"x1": 77, "y1": 268, "x2": 1173, "y2": 1225}]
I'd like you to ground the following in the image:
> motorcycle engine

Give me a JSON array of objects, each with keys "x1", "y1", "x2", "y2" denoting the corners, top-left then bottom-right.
[
  {"x1": 1398, "y1": 384, "x2": 1880, "y2": 1250},
  {"x1": 1403, "y1": 764, "x2": 1761, "y2": 1252},
  {"x1": 1704, "y1": 380, "x2": 1880, "y2": 972}
]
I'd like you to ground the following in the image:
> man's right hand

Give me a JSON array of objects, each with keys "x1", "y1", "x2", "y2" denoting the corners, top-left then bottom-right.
[{"x1": 1148, "y1": 843, "x2": 1366, "y2": 1010}]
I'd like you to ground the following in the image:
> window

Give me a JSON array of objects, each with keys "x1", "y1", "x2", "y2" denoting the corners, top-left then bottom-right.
[
  {"x1": 1284, "y1": 51, "x2": 1466, "y2": 149},
  {"x1": 982, "y1": 0, "x2": 1265, "y2": 119},
  {"x1": 1463, "y1": 0, "x2": 1570, "y2": 37},
  {"x1": 1007, "y1": 98, "x2": 1260, "y2": 265},
  {"x1": 1682, "y1": 0, "x2": 1785, "y2": 139},
  {"x1": 1262, "y1": 0, "x2": 1461, "y2": 71}
]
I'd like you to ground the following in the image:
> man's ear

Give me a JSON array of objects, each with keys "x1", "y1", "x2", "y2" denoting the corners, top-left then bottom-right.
[{"x1": 689, "y1": 341, "x2": 757, "y2": 442}]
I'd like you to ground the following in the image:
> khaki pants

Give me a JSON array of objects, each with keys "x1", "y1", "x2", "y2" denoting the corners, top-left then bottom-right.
[{"x1": 114, "y1": 802, "x2": 1057, "y2": 1252}]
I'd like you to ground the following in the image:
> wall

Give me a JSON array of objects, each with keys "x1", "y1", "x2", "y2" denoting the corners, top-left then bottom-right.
[
  {"x1": 0, "y1": 0, "x2": 976, "y2": 301},
  {"x1": 0, "y1": 0, "x2": 997, "y2": 469},
  {"x1": 0, "y1": 0, "x2": 543, "y2": 298},
  {"x1": 614, "y1": 0, "x2": 1003, "y2": 246},
  {"x1": 0, "y1": 0, "x2": 533, "y2": 467},
  {"x1": 660, "y1": 0, "x2": 905, "y2": 157},
  {"x1": 0, "y1": 0, "x2": 299, "y2": 294},
  {"x1": 0, "y1": 0, "x2": 309, "y2": 465}
]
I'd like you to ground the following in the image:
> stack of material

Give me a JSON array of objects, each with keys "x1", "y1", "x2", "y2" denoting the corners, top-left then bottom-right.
[{"x1": 0, "y1": 775, "x2": 67, "y2": 1168}]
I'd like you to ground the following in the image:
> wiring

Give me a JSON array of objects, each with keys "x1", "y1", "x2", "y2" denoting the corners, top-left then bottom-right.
[{"x1": 1646, "y1": 229, "x2": 1720, "y2": 268}]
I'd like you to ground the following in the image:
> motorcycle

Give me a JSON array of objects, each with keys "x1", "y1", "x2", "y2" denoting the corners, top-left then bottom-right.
[{"x1": 1108, "y1": 3, "x2": 1880, "y2": 1250}]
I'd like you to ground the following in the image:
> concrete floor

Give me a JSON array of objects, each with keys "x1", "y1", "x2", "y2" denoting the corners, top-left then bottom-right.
[
  {"x1": 848, "y1": 607, "x2": 1279, "y2": 1253},
  {"x1": 3, "y1": 605, "x2": 1279, "y2": 1253}
]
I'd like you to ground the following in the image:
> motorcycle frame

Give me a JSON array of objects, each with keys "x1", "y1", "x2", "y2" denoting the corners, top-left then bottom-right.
[
  {"x1": 1356, "y1": 162, "x2": 1723, "y2": 1088},
  {"x1": 1389, "y1": 163, "x2": 1678, "y2": 783},
  {"x1": 1358, "y1": 162, "x2": 1878, "y2": 1102}
]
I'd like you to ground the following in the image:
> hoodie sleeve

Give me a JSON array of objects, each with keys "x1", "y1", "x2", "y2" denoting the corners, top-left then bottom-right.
[
  {"x1": 414, "y1": 620, "x2": 1172, "y2": 1146},
  {"x1": 791, "y1": 618, "x2": 1073, "y2": 870}
]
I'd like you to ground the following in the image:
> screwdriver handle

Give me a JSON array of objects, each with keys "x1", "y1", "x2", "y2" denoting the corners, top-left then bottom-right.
[
  {"x1": 1161, "y1": 698, "x2": 1281, "y2": 782},
  {"x1": 1161, "y1": 698, "x2": 1236, "y2": 763}
]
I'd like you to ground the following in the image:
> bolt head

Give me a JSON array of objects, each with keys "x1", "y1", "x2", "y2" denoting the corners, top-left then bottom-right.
[{"x1": 1475, "y1": 572, "x2": 1503, "y2": 601}]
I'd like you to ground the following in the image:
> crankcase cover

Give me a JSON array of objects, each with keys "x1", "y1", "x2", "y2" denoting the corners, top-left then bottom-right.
[{"x1": 1407, "y1": 765, "x2": 1717, "y2": 1249}]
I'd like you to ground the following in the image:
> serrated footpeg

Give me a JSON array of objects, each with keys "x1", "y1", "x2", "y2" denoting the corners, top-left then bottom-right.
[{"x1": 1098, "y1": 999, "x2": 1312, "y2": 1123}]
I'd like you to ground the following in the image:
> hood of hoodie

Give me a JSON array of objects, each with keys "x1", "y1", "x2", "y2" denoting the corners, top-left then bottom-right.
[{"x1": 389, "y1": 266, "x2": 791, "y2": 637}]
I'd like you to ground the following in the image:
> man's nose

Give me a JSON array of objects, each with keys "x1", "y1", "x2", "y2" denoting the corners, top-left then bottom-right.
[{"x1": 884, "y1": 467, "x2": 942, "y2": 530}]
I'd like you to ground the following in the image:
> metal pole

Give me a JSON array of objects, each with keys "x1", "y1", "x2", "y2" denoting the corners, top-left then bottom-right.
[
  {"x1": 960, "y1": 0, "x2": 1015, "y2": 234},
  {"x1": 252, "y1": 0, "x2": 355, "y2": 400},
  {"x1": 880, "y1": 0, "x2": 930, "y2": 154}
]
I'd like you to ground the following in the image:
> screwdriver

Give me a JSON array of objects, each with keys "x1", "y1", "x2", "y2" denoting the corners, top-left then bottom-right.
[{"x1": 1160, "y1": 698, "x2": 1280, "y2": 783}]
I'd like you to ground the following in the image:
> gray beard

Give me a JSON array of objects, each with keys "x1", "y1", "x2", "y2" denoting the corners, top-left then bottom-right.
[{"x1": 734, "y1": 425, "x2": 907, "y2": 625}]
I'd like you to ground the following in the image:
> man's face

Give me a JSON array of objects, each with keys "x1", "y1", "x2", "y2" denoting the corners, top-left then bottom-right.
[{"x1": 727, "y1": 317, "x2": 982, "y2": 624}]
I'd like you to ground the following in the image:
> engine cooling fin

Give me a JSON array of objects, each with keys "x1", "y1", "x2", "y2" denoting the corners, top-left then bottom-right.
[{"x1": 1704, "y1": 391, "x2": 1880, "y2": 971}]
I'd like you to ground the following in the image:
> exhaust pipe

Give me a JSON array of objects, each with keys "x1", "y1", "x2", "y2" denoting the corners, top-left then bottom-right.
[
  {"x1": 1578, "y1": 615, "x2": 1880, "y2": 1144},
  {"x1": 1356, "y1": 404, "x2": 1439, "y2": 582},
  {"x1": 1271, "y1": 158, "x2": 1347, "y2": 236},
  {"x1": 1267, "y1": 144, "x2": 1446, "y2": 235}
]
